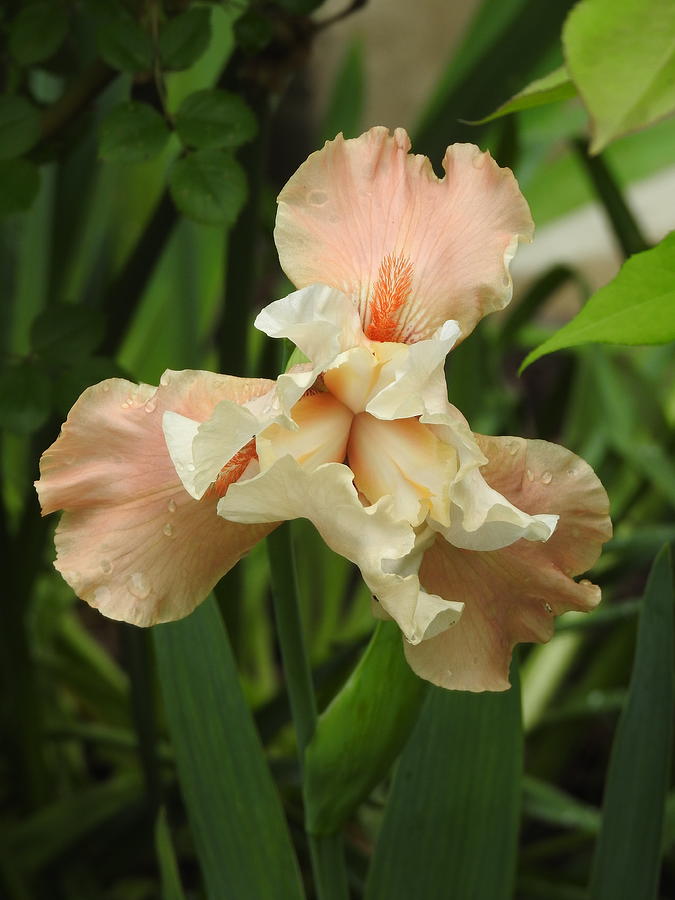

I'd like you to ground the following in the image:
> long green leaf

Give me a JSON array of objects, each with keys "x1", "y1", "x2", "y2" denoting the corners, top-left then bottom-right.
[
  {"x1": 589, "y1": 545, "x2": 674, "y2": 900},
  {"x1": 153, "y1": 597, "x2": 305, "y2": 900},
  {"x1": 155, "y1": 807, "x2": 187, "y2": 900},
  {"x1": 365, "y1": 668, "x2": 522, "y2": 900},
  {"x1": 470, "y1": 65, "x2": 576, "y2": 123}
]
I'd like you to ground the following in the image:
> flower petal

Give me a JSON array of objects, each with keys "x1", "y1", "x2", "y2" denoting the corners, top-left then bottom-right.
[
  {"x1": 275, "y1": 127, "x2": 533, "y2": 343},
  {"x1": 36, "y1": 372, "x2": 274, "y2": 626},
  {"x1": 405, "y1": 436, "x2": 611, "y2": 691},
  {"x1": 218, "y1": 456, "x2": 463, "y2": 644}
]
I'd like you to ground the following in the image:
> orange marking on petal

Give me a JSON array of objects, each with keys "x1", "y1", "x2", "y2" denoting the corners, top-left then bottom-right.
[
  {"x1": 203, "y1": 438, "x2": 257, "y2": 500},
  {"x1": 365, "y1": 253, "x2": 414, "y2": 342}
]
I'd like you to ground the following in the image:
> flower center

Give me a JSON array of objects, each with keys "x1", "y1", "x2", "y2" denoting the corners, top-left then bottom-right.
[
  {"x1": 364, "y1": 253, "x2": 414, "y2": 343},
  {"x1": 204, "y1": 438, "x2": 258, "y2": 500}
]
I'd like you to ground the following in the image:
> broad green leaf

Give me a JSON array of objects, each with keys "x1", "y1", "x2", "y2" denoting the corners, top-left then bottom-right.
[
  {"x1": 155, "y1": 808, "x2": 187, "y2": 900},
  {"x1": 30, "y1": 304, "x2": 104, "y2": 363},
  {"x1": 0, "y1": 361, "x2": 52, "y2": 435},
  {"x1": 0, "y1": 158, "x2": 40, "y2": 215},
  {"x1": 366, "y1": 670, "x2": 522, "y2": 900},
  {"x1": 521, "y1": 232, "x2": 675, "y2": 369},
  {"x1": 159, "y1": 7, "x2": 212, "y2": 70},
  {"x1": 98, "y1": 102, "x2": 170, "y2": 163},
  {"x1": 304, "y1": 621, "x2": 426, "y2": 835},
  {"x1": 168, "y1": 150, "x2": 247, "y2": 225},
  {"x1": 589, "y1": 546, "x2": 674, "y2": 900},
  {"x1": 153, "y1": 598, "x2": 304, "y2": 900},
  {"x1": 175, "y1": 89, "x2": 257, "y2": 150},
  {"x1": 564, "y1": 0, "x2": 675, "y2": 153},
  {"x1": 0, "y1": 96, "x2": 41, "y2": 161},
  {"x1": 470, "y1": 65, "x2": 576, "y2": 123},
  {"x1": 9, "y1": 2, "x2": 69, "y2": 65},
  {"x1": 96, "y1": 15, "x2": 153, "y2": 72}
]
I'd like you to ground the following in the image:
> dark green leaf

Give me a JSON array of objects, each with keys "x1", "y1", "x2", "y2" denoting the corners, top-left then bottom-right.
[
  {"x1": 0, "y1": 158, "x2": 40, "y2": 215},
  {"x1": 523, "y1": 775, "x2": 600, "y2": 833},
  {"x1": 0, "y1": 96, "x2": 41, "y2": 160},
  {"x1": 9, "y1": 2, "x2": 69, "y2": 65},
  {"x1": 168, "y1": 150, "x2": 247, "y2": 225},
  {"x1": 96, "y1": 16, "x2": 153, "y2": 72},
  {"x1": 52, "y1": 357, "x2": 125, "y2": 417},
  {"x1": 469, "y1": 65, "x2": 576, "y2": 123},
  {"x1": 175, "y1": 89, "x2": 257, "y2": 150},
  {"x1": 0, "y1": 361, "x2": 52, "y2": 435},
  {"x1": 98, "y1": 101, "x2": 170, "y2": 163},
  {"x1": 305, "y1": 621, "x2": 426, "y2": 835},
  {"x1": 159, "y1": 7, "x2": 212, "y2": 70},
  {"x1": 366, "y1": 670, "x2": 522, "y2": 900},
  {"x1": 30, "y1": 304, "x2": 104, "y2": 363},
  {"x1": 589, "y1": 546, "x2": 674, "y2": 900},
  {"x1": 153, "y1": 598, "x2": 304, "y2": 899},
  {"x1": 155, "y1": 808, "x2": 187, "y2": 900}
]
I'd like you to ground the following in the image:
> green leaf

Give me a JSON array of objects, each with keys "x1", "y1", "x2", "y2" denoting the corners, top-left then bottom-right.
[
  {"x1": 0, "y1": 361, "x2": 52, "y2": 435},
  {"x1": 52, "y1": 357, "x2": 125, "y2": 417},
  {"x1": 564, "y1": 0, "x2": 675, "y2": 153},
  {"x1": 155, "y1": 808, "x2": 187, "y2": 900},
  {"x1": 0, "y1": 96, "x2": 41, "y2": 161},
  {"x1": 159, "y1": 7, "x2": 212, "y2": 70},
  {"x1": 0, "y1": 158, "x2": 40, "y2": 215},
  {"x1": 589, "y1": 546, "x2": 674, "y2": 900},
  {"x1": 523, "y1": 774, "x2": 601, "y2": 833},
  {"x1": 365, "y1": 669, "x2": 522, "y2": 900},
  {"x1": 98, "y1": 102, "x2": 170, "y2": 163},
  {"x1": 175, "y1": 89, "x2": 257, "y2": 150},
  {"x1": 319, "y1": 40, "x2": 365, "y2": 143},
  {"x1": 521, "y1": 232, "x2": 675, "y2": 370},
  {"x1": 153, "y1": 598, "x2": 304, "y2": 899},
  {"x1": 470, "y1": 65, "x2": 576, "y2": 123},
  {"x1": 30, "y1": 304, "x2": 104, "y2": 363},
  {"x1": 304, "y1": 621, "x2": 426, "y2": 835},
  {"x1": 9, "y1": 1, "x2": 69, "y2": 65},
  {"x1": 168, "y1": 150, "x2": 247, "y2": 225},
  {"x1": 96, "y1": 15, "x2": 153, "y2": 72}
]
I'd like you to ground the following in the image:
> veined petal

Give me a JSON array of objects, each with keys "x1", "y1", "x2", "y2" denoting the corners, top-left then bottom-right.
[
  {"x1": 275, "y1": 127, "x2": 533, "y2": 343},
  {"x1": 35, "y1": 372, "x2": 274, "y2": 626},
  {"x1": 218, "y1": 456, "x2": 462, "y2": 644},
  {"x1": 405, "y1": 436, "x2": 611, "y2": 691}
]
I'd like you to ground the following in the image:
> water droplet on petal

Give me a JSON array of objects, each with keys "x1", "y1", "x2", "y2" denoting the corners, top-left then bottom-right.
[
  {"x1": 94, "y1": 585, "x2": 112, "y2": 604},
  {"x1": 160, "y1": 372, "x2": 171, "y2": 386},
  {"x1": 144, "y1": 398, "x2": 157, "y2": 413},
  {"x1": 121, "y1": 401, "x2": 130, "y2": 409},
  {"x1": 509, "y1": 442, "x2": 518, "y2": 456},
  {"x1": 163, "y1": 522, "x2": 174, "y2": 537},
  {"x1": 567, "y1": 467, "x2": 578, "y2": 477},
  {"x1": 307, "y1": 189, "x2": 328, "y2": 206},
  {"x1": 101, "y1": 559, "x2": 113, "y2": 574},
  {"x1": 579, "y1": 578, "x2": 592, "y2": 587},
  {"x1": 102, "y1": 383, "x2": 110, "y2": 392},
  {"x1": 187, "y1": 463, "x2": 195, "y2": 472},
  {"x1": 544, "y1": 601, "x2": 553, "y2": 614},
  {"x1": 526, "y1": 469, "x2": 534, "y2": 482},
  {"x1": 542, "y1": 471, "x2": 552, "y2": 484},
  {"x1": 128, "y1": 572, "x2": 151, "y2": 600},
  {"x1": 167, "y1": 499, "x2": 177, "y2": 513}
]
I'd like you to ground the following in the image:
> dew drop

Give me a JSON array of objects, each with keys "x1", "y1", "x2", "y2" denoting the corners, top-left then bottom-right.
[
  {"x1": 307, "y1": 189, "x2": 328, "y2": 206},
  {"x1": 526, "y1": 469, "x2": 534, "y2": 482},
  {"x1": 102, "y1": 383, "x2": 110, "y2": 393},
  {"x1": 163, "y1": 522, "x2": 174, "y2": 537},
  {"x1": 144, "y1": 398, "x2": 157, "y2": 413},
  {"x1": 128, "y1": 572, "x2": 151, "y2": 600},
  {"x1": 579, "y1": 578, "x2": 592, "y2": 587},
  {"x1": 543, "y1": 601, "x2": 553, "y2": 614},
  {"x1": 167, "y1": 499, "x2": 177, "y2": 513},
  {"x1": 101, "y1": 559, "x2": 113, "y2": 574},
  {"x1": 509, "y1": 442, "x2": 518, "y2": 456},
  {"x1": 542, "y1": 471, "x2": 552, "y2": 484},
  {"x1": 187, "y1": 463, "x2": 195, "y2": 472},
  {"x1": 121, "y1": 401, "x2": 130, "y2": 409},
  {"x1": 94, "y1": 585, "x2": 112, "y2": 604},
  {"x1": 160, "y1": 372, "x2": 171, "y2": 386}
]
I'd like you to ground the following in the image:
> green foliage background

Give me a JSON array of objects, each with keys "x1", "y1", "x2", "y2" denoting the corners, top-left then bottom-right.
[{"x1": 1, "y1": 0, "x2": 675, "y2": 898}]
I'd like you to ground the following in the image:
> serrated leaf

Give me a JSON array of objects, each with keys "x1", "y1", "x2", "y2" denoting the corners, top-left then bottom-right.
[
  {"x1": 159, "y1": 7, "x2": 212, "y2": 70},
  {"x1": 9, "y1": 1, "x2": 69, "y2": 65},
  {"x1": 30, "y1": 304, "x2": 104, "y2": 363},
  {"x1": 521, "y1": 232, "x2": 675, "y2": 370},
  {"x1": 175, "y1": 89, "x2": 257, "y2": 149},
  {"x1": 469, "y1": 65, "x2": 576, "y2": 123},
  {"x1": 153, "y1": 597, "x2": 304, "y2": 899},
  {"x1": 564, "y1": 0, "x2": 675, "y2": 153},
  {"x1": 589, "y1": 546, "x2": 674, "y2": 900},
  {"x1": 98, "y1": 102, "x2": 170, "y2": 163},
  {"x1": 96, "y1": 15, "x2": 153, "y2": 72},
  {"x1": 0, "y1": 95, "x2": 41, "y2": 160},
  {"x1": 0, "y1": 361, "x2": 52, "y2": 435},
  {"x1": 0, "y1": 158, "x2": 40, "y2": 214},
  {"x1": 168, "y1": 150, "x2": 247, "y2": 225}
]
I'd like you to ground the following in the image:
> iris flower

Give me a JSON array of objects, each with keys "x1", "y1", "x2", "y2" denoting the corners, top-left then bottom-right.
[{"x1": 36, "y1": 127, "x2": 611, "y2": 691}]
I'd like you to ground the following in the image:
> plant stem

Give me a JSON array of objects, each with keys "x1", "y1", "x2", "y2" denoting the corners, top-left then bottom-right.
[{"x1": 266, "y1": 524, "x2": 349, "y2": 900}]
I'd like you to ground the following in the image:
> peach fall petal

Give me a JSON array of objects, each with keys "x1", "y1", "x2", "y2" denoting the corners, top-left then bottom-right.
[
  {"x1": 405, "y1": 436, "x2": 612, "y2": 691},
  {"x1": 275, "y1": 127, "x2": 533, "y2": 343},
  {"x1": 36, "y1": 372, "x2": 275, "y2": 626}
]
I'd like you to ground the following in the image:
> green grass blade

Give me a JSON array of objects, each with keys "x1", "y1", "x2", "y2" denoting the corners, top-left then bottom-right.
[
  {"x1": 589, "y1": 545, "x2": 674, "y2": 900},
  {"x1": 155, "y1": 807, "x2": 187, "y2": 900},
  {"x1": 153, "y1": 597, "x2": 305, "y2": 900},
  {"x1": 365, "y1": 667, "x2": 522, "y2": 900}
]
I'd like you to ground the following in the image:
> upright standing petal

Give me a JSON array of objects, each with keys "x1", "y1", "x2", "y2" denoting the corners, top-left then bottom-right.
[
  {"x1": 36, "y1": 372, "x2": 275, "y2": 626},
  {"x1": 275, "y1": 127, "x2": 533, "y2": 343},
  {"x1": 405, "y1": 436, "x2": 612, "y2": 691}
]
